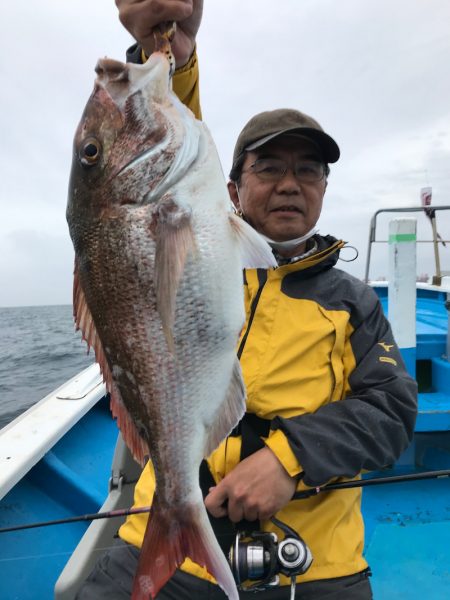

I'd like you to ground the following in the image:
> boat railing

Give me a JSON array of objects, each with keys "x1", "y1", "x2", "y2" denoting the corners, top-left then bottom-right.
[
  {"x1": 364, "y1": 205, "x2": 450, "y2": 284},
  {"x1": 0, "y1": 363, "x2": 105, "y2": 501}
]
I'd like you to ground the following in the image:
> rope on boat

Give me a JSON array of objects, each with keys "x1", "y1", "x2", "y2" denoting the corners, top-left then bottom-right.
[{"x1": 1, "y1": 469, "x2": 450, "y2": 534}]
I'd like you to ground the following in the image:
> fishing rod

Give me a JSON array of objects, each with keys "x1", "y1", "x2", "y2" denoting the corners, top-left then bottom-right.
[
  {"x1": 293, "y1": 468, "x2": 450, "y2": 500},
  {"x1": 0, "y1": 505, "x2": 151, "y2": 534},
  {"x1": 1, "y1": 468, "x2": 450, "y2": 534}
]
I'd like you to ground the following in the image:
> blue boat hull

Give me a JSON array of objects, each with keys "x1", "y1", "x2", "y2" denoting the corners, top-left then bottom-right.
[{"x1": 0, "y1": 396, "x2": 118, "y2": 600}]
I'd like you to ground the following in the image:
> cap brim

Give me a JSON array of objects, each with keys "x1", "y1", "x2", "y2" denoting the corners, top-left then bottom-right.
[{"x1": 245, "y1": 127, "x2": 340, "y2": 163}]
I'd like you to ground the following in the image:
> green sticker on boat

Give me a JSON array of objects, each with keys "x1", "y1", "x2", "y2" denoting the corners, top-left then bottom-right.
[{"x1": 388, "y1": 233, "x2": 417, "y2": 243}]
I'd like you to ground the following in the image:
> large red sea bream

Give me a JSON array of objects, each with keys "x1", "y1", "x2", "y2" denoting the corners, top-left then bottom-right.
[{"x1": 66, "y1": 30, "x2": 275, "y2": 600}]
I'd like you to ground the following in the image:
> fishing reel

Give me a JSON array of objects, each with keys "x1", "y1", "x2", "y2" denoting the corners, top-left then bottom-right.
[{"x1": 228, "y1": 517, "x2": 313, "y2": 593}]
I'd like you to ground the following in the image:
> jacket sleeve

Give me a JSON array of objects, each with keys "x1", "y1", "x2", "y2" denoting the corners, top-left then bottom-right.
[
  {"x1": 126, "y1": 44, "x2": 202, "y2": 120},
  {"x1": 271, "y1": 285, "x2": 418, "y2": 487}
]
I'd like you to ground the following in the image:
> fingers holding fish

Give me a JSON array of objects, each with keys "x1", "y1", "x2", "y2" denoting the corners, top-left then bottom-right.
[
  {"x1": 116, "y1": 0, "x2": 193, "y2": 31},
  {"x1": 116, "y1": 0, "x2": 203, "y2": 67},
  {"x1": 205, "y1": 447, "x2": 298, "y2": 523}
]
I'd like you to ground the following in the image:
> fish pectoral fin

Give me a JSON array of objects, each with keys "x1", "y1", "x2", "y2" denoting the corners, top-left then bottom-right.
[
  {"x1": 204, "y1": 358, "x2": 246, "y2": 458},
  {"x1": 152, "y1": 197, "x2": 196, "y2": 352},
  {"x1": 229, "y1": 213, "x2": 277, "y2": 269},
  {"x1": 73, "y1": 259, "x2": 149, "y2": 466}
]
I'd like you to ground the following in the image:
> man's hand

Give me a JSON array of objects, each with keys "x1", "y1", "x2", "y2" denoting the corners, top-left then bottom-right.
[
  {"x1": 204, "y1": 447, "x2": 297, "y2": 523},
  {"x1": 116, "y1": 0, "x2": 203, "y2": 67}
]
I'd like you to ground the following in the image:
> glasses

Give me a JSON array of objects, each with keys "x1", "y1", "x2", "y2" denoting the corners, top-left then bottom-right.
[{"x1": 243, "y1": 158, "x2": 327, "y2": 183}]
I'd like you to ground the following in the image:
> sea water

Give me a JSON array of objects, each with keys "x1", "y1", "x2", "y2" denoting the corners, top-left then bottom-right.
[{"x1": 0, "y1": 305, "x2": 93, "y2": 430}]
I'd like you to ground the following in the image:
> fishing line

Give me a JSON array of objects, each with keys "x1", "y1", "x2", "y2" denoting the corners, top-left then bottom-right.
[
  {"x1": 0, "y1": 550, "x2": 78, "y2": 563},
  {"x1": 0, "y1": 543, "x2": 136, "y2": 564}
]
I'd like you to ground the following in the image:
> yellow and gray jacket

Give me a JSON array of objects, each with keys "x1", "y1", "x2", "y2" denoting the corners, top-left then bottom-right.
[{"x1": 119, "y1": 225, "x2": 418, "y2": 584}]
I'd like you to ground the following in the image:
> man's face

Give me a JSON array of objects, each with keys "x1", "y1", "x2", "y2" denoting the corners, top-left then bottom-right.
[{"x1": 228, "y1": 136, "x2": 327, "y2": 243}]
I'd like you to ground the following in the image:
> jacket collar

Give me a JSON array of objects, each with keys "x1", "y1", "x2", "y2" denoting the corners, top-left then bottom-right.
[{"x1": 273, "y1": 234, "x2": 345, "y2": 275}]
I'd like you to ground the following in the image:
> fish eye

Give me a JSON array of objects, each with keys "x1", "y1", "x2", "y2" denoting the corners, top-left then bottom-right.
[{"x1": 79, "y1": 138, "x2": 102, "y2": 166}]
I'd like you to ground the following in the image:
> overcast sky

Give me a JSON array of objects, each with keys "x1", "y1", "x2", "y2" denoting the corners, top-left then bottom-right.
[{"x1": 1, "y1": 0, "x2": 450, "y2": 307}]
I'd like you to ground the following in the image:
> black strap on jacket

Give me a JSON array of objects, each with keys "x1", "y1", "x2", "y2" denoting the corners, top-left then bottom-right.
[
  {"x1": 199, "y1": 460, "x2": 235, "y2": 555},
  {"x1": 237, "y1": 269, "x2": 267, "y2": 360},
  {"x1": 199, "y1": 412, "x2": 272, "y2": 555},
  {"x1": 200, "y1": 270, "x2": 271, "y2": 553}
]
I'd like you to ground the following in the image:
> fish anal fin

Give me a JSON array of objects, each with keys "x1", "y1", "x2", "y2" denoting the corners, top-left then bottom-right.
[
  {"x1": 229, "y1": 213, "x2": 277, "y2": 269},
  {"x1": 152, "y1": 197, "x2": 195, "y2": 351},
  {"x1": 204, "y1": 358, "x2": 246, "y2": 458},
  {"x1": 132, "y1": 498, "x2": 238, "y2": 600},
  {"x1": 73, "y1": 258, "x2": 149, "y2": 466}
]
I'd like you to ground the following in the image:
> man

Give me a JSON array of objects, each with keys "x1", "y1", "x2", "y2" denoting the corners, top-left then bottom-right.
[{"x1": 77, "y1": 1, "x2": 417, "y2": 598}]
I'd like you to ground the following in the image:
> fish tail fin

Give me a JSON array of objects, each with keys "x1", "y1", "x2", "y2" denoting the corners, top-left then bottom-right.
[{"x1": 132, "y1": 498, "x2": 238, "y2": 600}]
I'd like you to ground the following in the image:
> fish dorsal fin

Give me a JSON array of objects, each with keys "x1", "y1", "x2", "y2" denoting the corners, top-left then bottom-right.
[
  {"x1": 229, "y1": 213, "x2": 277, "y2": 269},
  {"x1": 73, "y1": 259, "x2": 149, "y2": 466},
  {"x1": 203, "y1": 358, "x2": 246, "y2": 458},
  {"x1": 152, "y1": 197, "x2": 195, "y2": 352}
]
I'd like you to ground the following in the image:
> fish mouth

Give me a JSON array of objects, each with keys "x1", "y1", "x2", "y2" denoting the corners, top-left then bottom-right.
[{"x1": 95, "y1": 58, "x2": 129, "y2": 83}]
